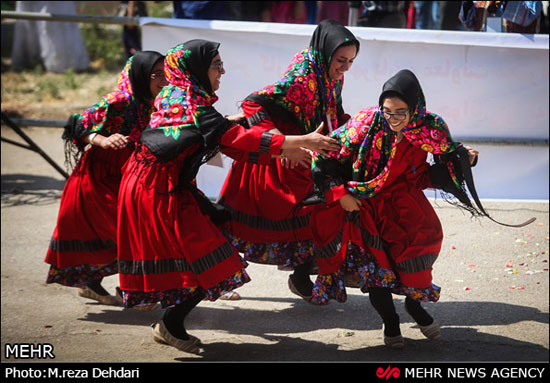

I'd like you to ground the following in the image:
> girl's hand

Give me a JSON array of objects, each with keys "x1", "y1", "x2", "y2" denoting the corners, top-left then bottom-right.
[
  {"x1": 226, "y1": 112, "x2": 246, "y2": 125},
  {"x1": 280, "y1": 147, "x2": 312, "y2": 169},
  {"x1": 97, "y1": 133, "x2": 130, "y2": 150},
  {"x1": 339, "y1": 193, "x2": 361, "y2": 212},
  {"x1": 464, "y1": 146, "x2": 479, "y2": 165},
  {"x1": 301, "y1": 123, "x2": 341, "y2": 156}
]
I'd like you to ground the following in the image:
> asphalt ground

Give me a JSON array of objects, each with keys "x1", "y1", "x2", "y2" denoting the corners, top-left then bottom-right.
[{"x1": 1, "y1": 127, "x2": 548, "y2": 365}]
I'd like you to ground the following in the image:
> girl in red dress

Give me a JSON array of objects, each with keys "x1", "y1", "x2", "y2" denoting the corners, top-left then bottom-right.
[
  {"x1": 219, "y1": 20, "x2": 359, "y2": 301},
  {"x1": 45, "y1": 51, "x2": 166, "y2": 305},
  {"x1": 309, "y1": 69, "x2": 479, "y2": 348},
  {"x1": 117, "y1": 40, "x2": 335, "y2": 354}
]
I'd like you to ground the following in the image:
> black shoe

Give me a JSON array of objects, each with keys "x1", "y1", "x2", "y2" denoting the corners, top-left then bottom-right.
[{"x1": 288, "y1": 274, "x2": 313, "y2": 302}]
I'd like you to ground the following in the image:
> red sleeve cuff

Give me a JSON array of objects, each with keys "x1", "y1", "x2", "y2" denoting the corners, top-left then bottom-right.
[
  {"x1": 324, "y1": 184, "x2": 348, "y2": 204},
  {"x1": 269, "y1": 134, "x2": 284, "y2": 156}
]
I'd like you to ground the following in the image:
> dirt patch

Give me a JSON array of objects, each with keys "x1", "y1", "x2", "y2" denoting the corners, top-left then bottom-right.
[{"x1": 1, "y1": 68, "x2": 121, "y2": 121}]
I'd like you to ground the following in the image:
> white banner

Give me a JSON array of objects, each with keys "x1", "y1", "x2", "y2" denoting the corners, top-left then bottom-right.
[{"x1": 142, "y1": 18, "x2": 549, "y2": 200}]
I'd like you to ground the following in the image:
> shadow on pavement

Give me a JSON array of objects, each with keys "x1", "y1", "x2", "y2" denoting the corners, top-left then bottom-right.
[
  {"x1": 77, "y1": 297, "x2": 549, "y2": 361},
  {"x1": 1, "y1": 173, "x2": 65, "y2": 206}
]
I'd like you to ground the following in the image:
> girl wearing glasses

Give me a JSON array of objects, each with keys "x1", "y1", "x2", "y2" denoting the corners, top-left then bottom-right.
[
  {"x1": 45, "y1": 51, "x2": 167, "y2": 306},
  {"x1": 219, "y1": 20, "x2": 359, "y2": 302},
  {"x1": 308, "y1": 69, "x2": 478, "y2": 349}
]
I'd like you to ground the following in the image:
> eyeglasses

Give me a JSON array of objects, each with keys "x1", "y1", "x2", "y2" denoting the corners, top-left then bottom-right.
[
  {"x1": 150, "y1": 70, "x2": 165, "y2": 80},
  {"x1": 382, "y1": 110, "x2": 409, "y2": 121},
  {"x1": 210, "y1": 61, "x2": 224, "y2": 73}
]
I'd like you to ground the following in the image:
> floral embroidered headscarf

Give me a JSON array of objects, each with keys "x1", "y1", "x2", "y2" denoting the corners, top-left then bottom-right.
[
  {"x1": 317, "y1": 69, "x2": 460, "y2": 199},
  {"x1": 246, "y1": 19, "x2": 359, "y2": 134},
  {"x1": 312, "y1": 69, "x2": 535, "y2": 227},
  {"x1": 140, "y1": 40, "x2": 230, "y2": 163},
  {"x1": 64, "y1": 51, "x2": 164, "y2": 145},
  {"x1": 62, "y1": 51, "x2": 164, "y2": 168}
]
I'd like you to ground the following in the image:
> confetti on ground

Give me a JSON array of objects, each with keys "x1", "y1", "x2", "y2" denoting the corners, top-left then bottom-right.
[
  {"x1": 44, "y1": 325, "x2": 52, "y2": 328},
  {"x1": 464, "y1": 287, "x2": 471, "y2": 291},
  {"x1": 509, "y1": 286, "x2": 525, "y2": 290},
  {"x1": 455, "y1": 279, "x2": 464, "y2": 283},
  {"x1": 515, "y1": 239, "x2": 527, "y2": 245},
  {"x1": 344, "y1": 331, "x2": 355, "y2": 337},
  {"x1": 451, "y1": 245, "x2": 456, "y2": 250}
]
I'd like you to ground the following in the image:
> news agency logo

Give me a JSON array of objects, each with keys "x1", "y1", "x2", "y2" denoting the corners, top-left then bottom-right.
[{"x1": 376, "y1": 365, "x2": 401, "y2": 380}]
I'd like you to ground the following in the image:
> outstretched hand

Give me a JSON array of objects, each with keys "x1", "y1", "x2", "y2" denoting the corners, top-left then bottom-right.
[
  {"x1": 226, "y1": 112, "x2": 246, "y2": 125},
  {"x1": 301, "y1": 122, "x2": 341, "y2": 156},
  {"x1": 280, "y1": 147, "x2": 312, "y2": 169}
]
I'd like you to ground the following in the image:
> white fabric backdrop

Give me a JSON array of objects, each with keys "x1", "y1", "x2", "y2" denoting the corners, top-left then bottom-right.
[{"x1": 142, "y1": 18, "x2": 549, "y2": 200}]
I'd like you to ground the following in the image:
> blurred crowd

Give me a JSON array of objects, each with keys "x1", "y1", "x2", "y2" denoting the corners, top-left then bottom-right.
[
  {"x1": 5, "y1": 1, "x2": 548, "y2": 73},
  {"x1": 166, "y1": 1, "x2": 548, "y2": 33}
]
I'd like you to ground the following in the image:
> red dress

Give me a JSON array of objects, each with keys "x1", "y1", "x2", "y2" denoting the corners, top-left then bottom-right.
[
  {"x1": 310, "y1": 139, "x2": 443, "y2": 304},
  {"x1": 45, "y1": 145, "x2": 133, "y2": 286},
  {"x1": 117, "y1": 125, "x2": 284, "y2": 308},
  {"x1": 220, "y1": 100, "x2": 325, "y2": 268},
  {"x1": 44, "y1": 53, "x2": 157, "y2": 287}
]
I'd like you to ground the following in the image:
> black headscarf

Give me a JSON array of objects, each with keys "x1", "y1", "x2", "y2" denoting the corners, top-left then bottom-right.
[
  {"x1": 178, "y1": 39, "x2": 220, "y2": 95},
  {"x1": 245, "y1": 19, "x2": 360, "y2": 134},
  {"x1": 309, "y1": 19, "x2": 360, "y2": 68},
  {"x1": 378, "y1": 69, "x2": 425, "y2": 110},
  {"x1": 139, "y1": 40, "x2": 231, "y2": 223},
  {"x1": 128, "y1": 51, "x2": 165, "y2": 101}
]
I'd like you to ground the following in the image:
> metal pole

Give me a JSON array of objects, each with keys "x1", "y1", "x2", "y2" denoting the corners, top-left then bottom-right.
[
  {"x1": 1, "y1": 113, "x2": 69, "y2": 179},
  {"x1": 0, "y1": 10, "x2": 139, "y2": 26}
]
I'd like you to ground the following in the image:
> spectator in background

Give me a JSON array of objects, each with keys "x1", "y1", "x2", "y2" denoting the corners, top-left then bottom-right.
[
  {"x1": 120, "y1": 1, "x2": 148, "y2": 60},
  {"x1": 438, "y1": 1, "x2": 461, "y2": 30},
  {"x1": 225, "y1": 1, "x2": 272, "y2": 21},
  {"x1": 305, "y1": 1, "x2": 319, "y2": 24},
  {"x1": 502, "y1": 0, "x2": 543, "y2": 33},
  {"x1": 173, "y1": 1, "x2": 227, "y2": 20},
  {"x1": 270, "y1": 1, "x2": 307, "y2": 23},
  {"x1": 414, "y1": 1, "x2": 438, "y2": 29},
  {"x1": 358, "y1": 1, "x2": 408, "y2": 28},
  {"x1": 317, "y1": 1, "x2": 350, "y2": 25},
  {"x1": 11, "y1": 1, "x2": 89, "y2": 72},
  {"x1": 460, "y1": 1, "x2": 543, "y2": 33}
]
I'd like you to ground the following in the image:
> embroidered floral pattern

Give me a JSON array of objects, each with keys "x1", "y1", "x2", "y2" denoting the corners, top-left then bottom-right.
[
  {"x1": 120, "y1": 268, "x2": 251, "y2": 308},
  {"x1": 147, "y1": 44, "x2": 216, "y2": 140},
  {"x1": 253, "y1": 48, "x2": 341, "y2": 134},
  {"x1": 46, "y1": 262, "x2": 118, "y2": 288},
  {"x1": 230, "y1": 235, "x2": 315, "y2": 268},
  {"x1": 312, "y1": 98, "x2": 462, "y2": 199},
  {"x1": 311, "y1": 242, "x2": 440, "y2": 305},
  {"x1": 77, "y1": 56, "x2": 153, "y2": 142}
]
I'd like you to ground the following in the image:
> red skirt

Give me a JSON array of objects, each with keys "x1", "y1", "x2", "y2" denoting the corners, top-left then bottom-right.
[
  {"x1": 219, "y1": 100, "x2": 316, "y2": 268},
  {"x1": 45, "y1": 145, "x2": 132, "y2": 287},
  {"x1": 117, "y1": 146, "x2": 249, "y2": 308},
  {"x1": 310, "y1": 141, "x2": 443, "y2": 303}
]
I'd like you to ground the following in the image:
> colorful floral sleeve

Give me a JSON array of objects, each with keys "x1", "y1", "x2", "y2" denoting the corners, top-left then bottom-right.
[{"x1": 63, "y1": 99, "x2": 133, "y2": 149}]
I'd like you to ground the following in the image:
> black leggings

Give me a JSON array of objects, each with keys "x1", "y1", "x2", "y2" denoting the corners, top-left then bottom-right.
[
  {"x1": 87, "y1": 278, "x2": 109, "y2": 296},
  {"x1": 162, "y1": 292, "x2": 203, "y2": 340},
  {"x1": 368, "y1": 287, "x2": 434, "y2": 336},
  {"x1": 368, "y1": 287, "x2": 401, "y2": 336}
]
